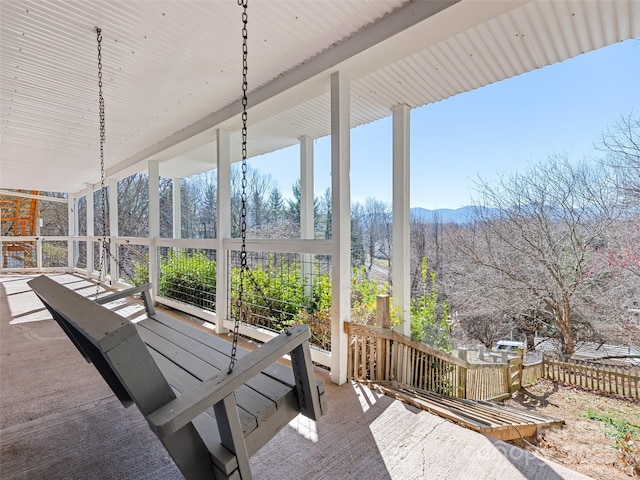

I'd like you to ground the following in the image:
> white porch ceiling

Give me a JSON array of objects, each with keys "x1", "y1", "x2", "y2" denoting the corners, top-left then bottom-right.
[{"x1": 1, "y1": 0, "x2": 638, "y2": 195}]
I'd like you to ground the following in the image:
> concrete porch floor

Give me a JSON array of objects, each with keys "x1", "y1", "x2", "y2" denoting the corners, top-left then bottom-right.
[{"x1": 0, "y1": 273, "x2": 591, "y2": 480}]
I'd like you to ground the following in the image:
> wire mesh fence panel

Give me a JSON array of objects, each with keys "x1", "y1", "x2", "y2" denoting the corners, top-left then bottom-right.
[
  {"x1": 117, "y1": 243, "x2": 149, "y2": 285},
  {"x1": 42, "y1": 240, "x2": 68, "y2": 268},
  {"x1": 158, "y1": 246, "x2": 217, "y2": 311},
  {"x1": 76, "y1": 241, "x2": 87, "y2": 269},
  {"x1": 1, "y1": 241, "x2": 35, "y2": 268},
  {"x1": 227, "y1": 250, "x2": 333, "y2": 350},
  {"x1": 92, "y1": 241, "x2": 110, "y2": 276}
]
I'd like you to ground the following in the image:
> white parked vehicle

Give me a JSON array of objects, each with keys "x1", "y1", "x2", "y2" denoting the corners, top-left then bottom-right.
[{"x1": 494, "y1": 340, "x2": 525, "y2": 354}]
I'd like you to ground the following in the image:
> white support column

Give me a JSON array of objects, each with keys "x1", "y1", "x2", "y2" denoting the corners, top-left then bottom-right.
[
  {"x1": 300, "y1": 135, "x2": 314, "y2": 298},
  {"x1": 35, "y1": 212, "x2": 42, "y2": 271},
  {"x1": 216, "y1": 129, "x2": 231, "y2": 334},
  {"x1": 67, "y1": 194, "x2": 75, "y2": 271},
  {"x1": 86, "y1": 184, "x2": 94, "y2": 277},
  {"x1": 74, "y1": 196, "x2": 80, "y2": 269},
  {"x1": 172, "y1": 177, "x2": 182, "y2": 239},
  {"x1": 108, "y1": 179, "x2": 119, "y2": 285},
  {"x1": 330, "y1": 71, "x2": 350, "y2": 385},
  {"x1": 0, "y1": 208, "x2": 3, "y2": 268},
  {"x1": 148, "y1": 161, "x2": 160, "y2": 297},
  {"x1": 392, "y1": 104, "x2": 411, "y2": 336}
]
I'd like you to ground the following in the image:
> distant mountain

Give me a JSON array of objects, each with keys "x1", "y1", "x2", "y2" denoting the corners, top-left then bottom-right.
[{"x1": 410, "y1": 206, "x2": 481, "y2": 224}]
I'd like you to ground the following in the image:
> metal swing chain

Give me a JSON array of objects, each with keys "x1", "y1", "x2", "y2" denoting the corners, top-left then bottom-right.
[
  {"x1": 93, "y1": 27, "x2": 135, "y2": 296},
  {"x1": 229, "y1": 0, "x2": 249, "y2": 374},
  {"x1": 95, "y1": 26, "x2": 108, "y2": 299}
]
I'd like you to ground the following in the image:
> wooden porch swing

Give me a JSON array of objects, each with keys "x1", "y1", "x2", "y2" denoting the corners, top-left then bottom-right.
[{"x1": 28, "y1": 3, "x2": 326, "y2": 479}]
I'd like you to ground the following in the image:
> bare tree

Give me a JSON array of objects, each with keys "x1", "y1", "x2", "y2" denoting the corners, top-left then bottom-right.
[
  {"x1": 355, "y1": 197, "x2": 391, "y2": 276},
  {"x1": 410, "y1": 212, "x2": 445, "y2": 297},
  {"x1": 597, "y1": 114, "x2": 640, "y2": 279},
  {"x1": 599, "y1": 113, "x2": 640, "y2": 203},
  {"x1": 453, "y1": 156, "x2": 622, "y2": 355},
  {"x1": 39, "y1": 192, "x2": 68, "y2": 236}
]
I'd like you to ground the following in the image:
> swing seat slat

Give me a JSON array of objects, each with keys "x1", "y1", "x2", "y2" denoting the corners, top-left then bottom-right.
[{"x1": 28, "y1": 276, "x2": 326, "y2": 480}]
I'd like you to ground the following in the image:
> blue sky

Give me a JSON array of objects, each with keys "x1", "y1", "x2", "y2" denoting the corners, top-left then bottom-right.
[{"x1": 251, "y1": 38, "x2": 640, "y2": 209}]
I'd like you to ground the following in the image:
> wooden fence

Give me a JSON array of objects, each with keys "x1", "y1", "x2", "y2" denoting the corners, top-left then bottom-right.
[
  {"x1": 521, "y1": 360, "x2": 543, "y2": 387},
  {"x1": 345, "y1": 296, "x2": 639, "y2": 402},
  {"x1": 544, "y1": 357, "x2": 640, "y2": 400},
  {"x1": 345, "y1": 320, "x2": 535, "y2": 401},
  {"x1": 345, "y1": 322, "x2": 640, "y2": 401}
]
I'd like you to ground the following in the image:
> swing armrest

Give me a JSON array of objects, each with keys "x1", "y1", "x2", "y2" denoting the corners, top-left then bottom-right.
[
  {"x1": 95, "y1": 283, "x2": 152, "y2": 305},
  {"x1": 147, "y1": 324, "x2": 312, "y2": 438}
]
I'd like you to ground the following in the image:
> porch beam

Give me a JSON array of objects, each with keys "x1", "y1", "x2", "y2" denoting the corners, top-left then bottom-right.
[
  {"x1": 216, "y1": 129, "x2": 231, "y2": 335},
  {"x1": 0, "y1": 190, "x2": 68, "y2": 203},
  {"x1": 104, "y1": 1, "x2": 459, "y2": 174},
  {"x1": 392, "y1": 104, "x2": 411, "y2": 336},
  {"x1": 330, "y1": 71, "x2": 350, "y2": 385}
]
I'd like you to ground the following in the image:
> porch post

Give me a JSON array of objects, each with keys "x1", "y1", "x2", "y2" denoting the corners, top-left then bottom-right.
[
  {"x1": 35, "y1": 210, "x2": 42, "y2": 271},
  {"x1": 67, "y1": 193, "x2": 74, "y2": 272},
  {"x1": 216, "y1": 129, "x2": 231, "y2": 334},
  {"x1": 73, "y1": 196, "x2": 80, "y2": 269},
  {"x1": 330, "y1": 71, "x2": 350, "y2": 385},
  {"x1": 392, "y1": 104, "x2": 411, "y2": 336},
  {"x1": 108, "y1": 179, "x2": 119, "y2": 285},
  {"x1": 86, "y1": 183, "x2": 94, "y2": 277},
  {"x1": 148, "y1": 160, "x2": 160, "y2": 298},
  {"x1": 300, "y1": 135, "x2": 314, "y2": 298},
  {"x1": 172, "y1": 177, "x2": 182, "y2": 239}
]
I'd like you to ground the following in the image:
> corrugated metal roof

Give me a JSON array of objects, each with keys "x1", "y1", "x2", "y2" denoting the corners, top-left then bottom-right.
[{"x1": 1, "y1": 0, "x2": 638, "y2": 194}]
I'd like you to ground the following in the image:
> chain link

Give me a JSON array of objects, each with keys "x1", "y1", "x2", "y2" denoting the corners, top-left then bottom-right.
[
  {"x1": 95, "y1": 27, "x2": 108, "y2": 299},
  {"x1": 229, "y1": 0, "x2": 249, "y2": 374}
]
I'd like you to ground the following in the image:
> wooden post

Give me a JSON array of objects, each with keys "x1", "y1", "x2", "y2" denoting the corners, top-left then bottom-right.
[
  {"x1": 376, "y1": 294, "x2": 391, "y2": 329},
  {"x1": 457, "y1": 350, "x2": 468, "y2": 398},
  {"x1": 503, "y1": 365, "x2": 511, "y2": 397},
  {"x1": 376, "y1": 294, "x2": 391, "y2": 381},
  {"x1": 517, "y1": 347, "x2": 525, "y2": 390}
]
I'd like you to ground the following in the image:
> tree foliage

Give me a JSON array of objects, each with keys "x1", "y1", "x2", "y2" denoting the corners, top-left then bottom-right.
[{"x1": 410, "y1": 258, "x2": 451, "y2": 351}]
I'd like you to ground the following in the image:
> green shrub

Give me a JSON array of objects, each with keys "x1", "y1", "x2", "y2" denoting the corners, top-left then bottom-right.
[
  {"x1": 151, "y1": 251, "x2": 453, "y2": 353},
  {"x1": 131, "y1": 257, "x2": 149, "y2": 286},
  {"x1": 159, "y1": 250, "x2": 216, "y2": 310},
  {"x1": 350, "y1": 266, "x2": 389, "y2": 325},
  {"x1": 410, "y1": 258, "x2": 451, "y2": 351},
  {"x1": 229, "y1": 255, "x2": 332, "y2": 335}
]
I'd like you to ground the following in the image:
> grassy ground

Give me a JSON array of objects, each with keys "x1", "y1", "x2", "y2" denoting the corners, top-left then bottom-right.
[{"x1": 504, "y1": 379, "x2": 640, "y2": 479}]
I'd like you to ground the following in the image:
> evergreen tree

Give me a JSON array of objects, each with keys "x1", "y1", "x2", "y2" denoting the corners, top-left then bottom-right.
[{"x1": 268, "y1": 187, "x2": 284, "y2": 223}]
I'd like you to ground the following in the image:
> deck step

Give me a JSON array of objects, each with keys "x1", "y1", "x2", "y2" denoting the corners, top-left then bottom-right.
[{"x1": 371, "y1": 382, "x2": 564, "y2": 442}]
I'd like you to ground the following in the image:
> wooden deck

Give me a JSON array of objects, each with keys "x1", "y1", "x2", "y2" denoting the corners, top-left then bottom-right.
[{"x1": 370, "y1": 382, "x2": 564, "y2": 441}]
